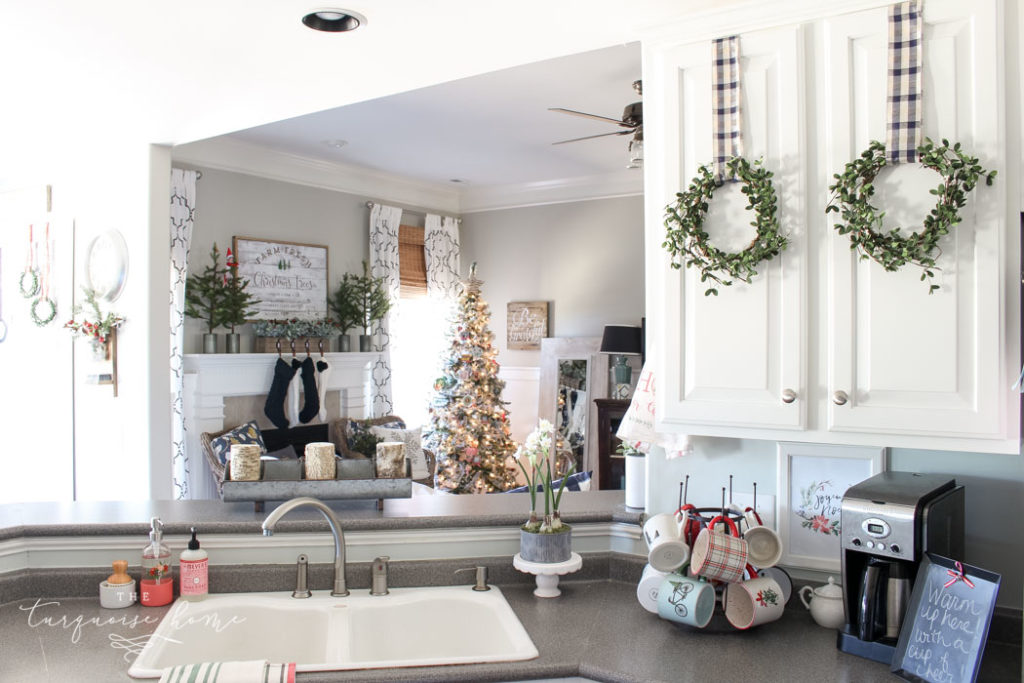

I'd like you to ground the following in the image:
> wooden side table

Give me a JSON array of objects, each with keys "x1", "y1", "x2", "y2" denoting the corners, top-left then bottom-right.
[{"x1": 595, "y1": 398, "x2": 630, "y2": 490}]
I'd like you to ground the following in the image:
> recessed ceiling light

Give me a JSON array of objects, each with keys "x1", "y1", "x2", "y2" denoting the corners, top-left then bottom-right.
[
  {"x1": 302, "y1": 8, "x2": 366, "y2": 32},
  {"x1": 321, "y1": 139, "x2": 348, "y2": 148}
]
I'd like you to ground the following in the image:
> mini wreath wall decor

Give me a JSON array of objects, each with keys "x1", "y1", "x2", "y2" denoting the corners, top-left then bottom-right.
[
  {"x1": 663, "y1": 156, "x2": 787, "y2": 296},
  {"x1": 825, "y1": 138, "x2": 996, "y2": 294},
  {"x1": 18, "y1": 269, "x2": 39, "y2": 298},
  {"x1": 30, "y1": 297, "x2": 57, "y2": 327}
]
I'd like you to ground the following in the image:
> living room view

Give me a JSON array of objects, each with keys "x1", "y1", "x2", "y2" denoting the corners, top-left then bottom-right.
[{"x1": 0, "y1": 42, "x2": 646, "y2": 504}]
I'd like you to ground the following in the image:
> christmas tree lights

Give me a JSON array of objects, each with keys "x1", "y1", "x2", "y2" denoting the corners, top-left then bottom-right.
[{"x1": 425, "y1": 264, "x2": 519, "y2": 493}]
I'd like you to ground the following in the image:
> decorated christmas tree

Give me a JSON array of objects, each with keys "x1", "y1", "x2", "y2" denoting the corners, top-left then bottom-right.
[{"x1": 426, "y1": 264, "x2": 519, "y2": 493}]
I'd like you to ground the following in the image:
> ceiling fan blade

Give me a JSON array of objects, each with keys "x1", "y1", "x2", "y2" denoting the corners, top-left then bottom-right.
[
  {"x1": 552, "y1": 129, "x2": 635, "y2": 145},
  {"x1": 548, "y1": 107, "x2": 628, "y2": 126}
]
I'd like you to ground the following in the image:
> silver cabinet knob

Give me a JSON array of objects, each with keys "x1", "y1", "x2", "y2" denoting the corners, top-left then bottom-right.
[
  {"x1": 833, "y1": 390, "x2": 849, "y2": 406},
  {"x1": 781, "y1": 389, "x2": 797, "y2": 404}
]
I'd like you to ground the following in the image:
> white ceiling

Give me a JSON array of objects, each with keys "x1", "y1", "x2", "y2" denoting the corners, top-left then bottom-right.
[
  {"x1": 223, "y1": 43, "x2": 642, "y2": 190},
  {"x1": 0, "y1": 0, "x2": 745, "y2": 194}
]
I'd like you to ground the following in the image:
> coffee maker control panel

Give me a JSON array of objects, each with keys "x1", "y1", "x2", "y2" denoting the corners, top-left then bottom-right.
[{"x1": 841, "y1": 502, "x2": 917, "y2": 560}]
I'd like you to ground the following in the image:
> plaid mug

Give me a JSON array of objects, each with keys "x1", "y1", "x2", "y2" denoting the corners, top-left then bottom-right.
[{"x1": 690, "y1": 515, "x2": 748, "y2": 583}]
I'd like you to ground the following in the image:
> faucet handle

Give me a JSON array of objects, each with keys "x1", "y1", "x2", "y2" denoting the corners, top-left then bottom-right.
[
  {"x1": 455, "y1": 565, "x2": 490, "y2": 591},
  {"x1": 370, "y1": 556, "x2": 390, "y2": 596}
]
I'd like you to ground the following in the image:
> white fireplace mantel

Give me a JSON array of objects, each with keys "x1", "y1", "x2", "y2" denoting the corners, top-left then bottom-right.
[{"x1": 182, "y1": 352, "x2": 381, "y2": 498}]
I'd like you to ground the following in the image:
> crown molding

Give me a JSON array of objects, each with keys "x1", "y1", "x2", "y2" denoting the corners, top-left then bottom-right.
[
  {"x1": 172, "y1": 137, "x2": 644, "y2": 215},
  {"x1": 457, "y1": 171, "x2": 643, "y2": 214},
  {"x1": 639, "y1": 0, "x2": 894, "y2": 46},
  {"x1": 172, "y1": 137, "x2": 462, "y2": 214}
]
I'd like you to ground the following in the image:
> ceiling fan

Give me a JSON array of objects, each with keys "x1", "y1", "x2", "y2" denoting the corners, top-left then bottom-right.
[{"x1": 549, "y1": 80, "x2": 643, "y2": 167}]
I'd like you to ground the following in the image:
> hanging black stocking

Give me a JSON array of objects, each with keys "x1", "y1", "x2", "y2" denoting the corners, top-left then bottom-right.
[
  {"x1": 264, "y1": 358, "x2": 299, "y2": 430},
  {"x1": 298, "y1": 356, "x2": 320, "y2": 424}
]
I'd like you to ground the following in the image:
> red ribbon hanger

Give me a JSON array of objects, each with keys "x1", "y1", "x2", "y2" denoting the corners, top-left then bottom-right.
[{"x1": 943, "y1": 560, "x2": 975, "y2": 589}]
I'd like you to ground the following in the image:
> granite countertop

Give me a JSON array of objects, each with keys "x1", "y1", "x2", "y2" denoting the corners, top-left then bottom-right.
[
  {"x1": 0, "y1": 490, "x2": 638, "y2": 540},
  {"x1": 1, "y1": 578, "x2": 1018, "y2": 683}
]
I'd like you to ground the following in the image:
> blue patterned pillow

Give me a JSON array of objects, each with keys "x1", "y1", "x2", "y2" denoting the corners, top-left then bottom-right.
[
  {"x1": 209, "y1": 420, "x2": 266, "y2": 466},
  {"x1": 346, "y1": 418, "x2": 405, "y2": 452}
]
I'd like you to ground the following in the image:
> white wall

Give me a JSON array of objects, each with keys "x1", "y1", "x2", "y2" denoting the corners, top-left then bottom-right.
[
  {"x1": 460, "y1": 196, "x2": 646, "y2": 367},
  {"x1": 177, "y1": 165, "x2": 372, "y2": 354}
]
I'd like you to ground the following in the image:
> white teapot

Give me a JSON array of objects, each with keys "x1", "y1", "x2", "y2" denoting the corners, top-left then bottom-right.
[{"x1": 798, "y1": 576, "x2": 845, "y2": 629}]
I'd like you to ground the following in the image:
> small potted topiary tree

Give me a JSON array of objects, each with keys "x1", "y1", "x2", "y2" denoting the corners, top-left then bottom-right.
[
  {"x1": 219, "y1": 248, "x2": 260, "y2": 353},
  {"x1": 185, "y1": 244, "x2": 229, "y2": 353},
  {"x1": 352, "y1": 260, "x2": 391, "y2": 352},
  {"x1": 328, "y1": 272, "x2": 362, "y2": 351}
]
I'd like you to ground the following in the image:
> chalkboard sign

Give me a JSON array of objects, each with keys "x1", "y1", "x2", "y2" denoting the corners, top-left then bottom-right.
[
  {"x1": 233, "y1": 237, "x2": 328, "y2": 320},
  {"x1": 892, "y1": 553, "x2": 1000, "y2": 683}
]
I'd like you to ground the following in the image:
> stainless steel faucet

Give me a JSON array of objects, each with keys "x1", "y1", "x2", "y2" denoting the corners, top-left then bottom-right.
[{"x1": 262, "y1": 496, "x2": 349, "y2": 597}]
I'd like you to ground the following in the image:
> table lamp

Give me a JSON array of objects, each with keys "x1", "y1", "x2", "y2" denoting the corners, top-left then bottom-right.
[{"x1": 599, "y1": 324, "x2": 642, "y2": 399}]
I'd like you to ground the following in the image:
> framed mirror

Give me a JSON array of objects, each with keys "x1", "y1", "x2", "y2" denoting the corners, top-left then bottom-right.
[
  {"x1": 85, "y1": 230, "x2": 129, "y2": 302},
  {"x1": 538, "y1": 337, "x2": 608, "y2": 485}
]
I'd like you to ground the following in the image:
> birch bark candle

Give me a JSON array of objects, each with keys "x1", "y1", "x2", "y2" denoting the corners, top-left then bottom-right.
[
  {"x1": 229, "y1": 444, "x2": 261, "y2": 481},
  {"x1": 375, "y1": 441, "x2": 406, "y2": 478},
  {"x1": 304, "y1": 442, "x2": 336, "y2": 480}
]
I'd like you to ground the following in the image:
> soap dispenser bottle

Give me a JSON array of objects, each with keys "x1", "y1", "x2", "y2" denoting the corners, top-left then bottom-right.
[
  {"x1": 140, "y1": 517, "x2": 173, "y2": 606},
  {"x1": 179, "y1": 527, "x2": 208, "y2": 599}
]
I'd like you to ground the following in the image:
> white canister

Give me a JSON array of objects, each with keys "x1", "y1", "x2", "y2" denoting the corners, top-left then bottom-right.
[
  {"x1": 304, "y1": 442, "x2": 336, "y2": 480},
  {"x1": 229, "y1": 444, "x2": 261, "y2": 481},
  {"x1": 636, "y1": 563, "x2": 670, "y2": 613},
  {"x1": 624, "y1": 451, "x2": 645, "y2": 509}
]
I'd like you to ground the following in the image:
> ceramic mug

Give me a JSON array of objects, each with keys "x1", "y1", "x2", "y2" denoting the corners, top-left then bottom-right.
[
  {"x1": 724, "y1": 576, "x2": 786, "y2": 629},
  {"x1": 656, "y1": 571, "x2": 715, "y2": 628},
  {"x1": 642, "y1": 512, "x2": 690, "y2": 572},
  {"x1": 636, "y1": 563, "x2": 670, "y2": 614},
  {"x1": 691, "y1": 515, "x2": 747, "y2": 583},
  {"x1": 742, "y1": 509, "x2": 783, "y2": 568}
]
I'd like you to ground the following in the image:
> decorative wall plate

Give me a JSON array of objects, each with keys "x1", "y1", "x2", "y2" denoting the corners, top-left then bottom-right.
[{"x1": 85, "y1": 230, "x2": 129, "y2": 302}]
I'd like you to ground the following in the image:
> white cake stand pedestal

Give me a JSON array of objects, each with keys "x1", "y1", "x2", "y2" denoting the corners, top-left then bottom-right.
[{"x1": 513, "y1": 552, "x2": 582, "y2": 598}]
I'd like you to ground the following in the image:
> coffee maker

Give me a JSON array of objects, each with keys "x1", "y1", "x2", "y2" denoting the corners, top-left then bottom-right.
[{"x1": 837, "y1": 471, "x2": 964, "y2": 663}]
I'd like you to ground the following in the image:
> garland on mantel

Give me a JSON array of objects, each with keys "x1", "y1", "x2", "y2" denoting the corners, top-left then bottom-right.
[
  {"x1": 662, "y1": 156, "x2": 787, "y2": 296},
  {"x1": 826, "y1": 138, "x2": 996, "y2": 293}
]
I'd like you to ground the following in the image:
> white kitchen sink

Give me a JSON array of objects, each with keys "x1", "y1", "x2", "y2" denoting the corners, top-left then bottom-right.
[{"x1": 128, "y1": 586, "x2": 538, "y2": 678}]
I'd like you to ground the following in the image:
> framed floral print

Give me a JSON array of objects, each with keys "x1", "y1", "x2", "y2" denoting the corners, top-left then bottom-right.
[{"x1": 776, "y1": 442, "x2": 886, "y2": 571}]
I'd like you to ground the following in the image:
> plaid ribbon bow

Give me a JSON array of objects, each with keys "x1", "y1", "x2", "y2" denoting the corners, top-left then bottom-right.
[
  {"x1": 886, "y1": 0, "x2": 923, "y2": 163},
  {"x1": 944, "y1": 560, "x2": 976, "y2": 589}
]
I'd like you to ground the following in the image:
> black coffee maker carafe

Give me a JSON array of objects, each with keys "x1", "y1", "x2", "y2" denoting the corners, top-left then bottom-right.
[
  {"x1": 838, "y1": 472, "x2": 964, "y2": 664},
  {"x1": 855, "y1": 557, "x2": 913, "y2": 642}
]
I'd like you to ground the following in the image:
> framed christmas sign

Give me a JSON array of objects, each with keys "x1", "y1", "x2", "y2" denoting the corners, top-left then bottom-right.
[
  {"x1": 507, "y1": 301, "x2": 548, "y2": 350},
  {"x1": 776, "y1": 442, "x2": 886, "y2": 571},
  {"x1": 232, "y1": 236, "x2": 328, "y2": 320}
]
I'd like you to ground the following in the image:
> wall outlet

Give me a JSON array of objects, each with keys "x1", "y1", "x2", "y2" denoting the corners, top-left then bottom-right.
[{"x1": 730, "y1": 492, "x2": 775, "y2": 530}]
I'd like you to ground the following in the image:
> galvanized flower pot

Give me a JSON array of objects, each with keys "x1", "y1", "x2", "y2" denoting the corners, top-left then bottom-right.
[{"x1": 519, "y1": 525, "x2": 572, "y2": 563}]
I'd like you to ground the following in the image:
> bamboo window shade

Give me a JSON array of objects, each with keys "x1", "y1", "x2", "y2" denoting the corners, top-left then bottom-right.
[{"x1": 398, "y1": 224, "x2": 427, "y2": 298}]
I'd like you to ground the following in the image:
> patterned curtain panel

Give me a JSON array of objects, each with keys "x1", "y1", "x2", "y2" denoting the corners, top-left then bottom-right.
[
  {"x1": 368, "y1": 203, "x2": 402, "y2": 416},
  {"x1": 170, "y1": 168, "x2": 197, "y2": 499},
  {"x1": 424, "y1": 214, "x2": 461, "y2": 302}
]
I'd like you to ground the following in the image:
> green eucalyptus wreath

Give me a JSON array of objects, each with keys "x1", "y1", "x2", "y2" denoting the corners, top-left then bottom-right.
[
  {"x1": 825, "y1": 138, "x2": 996, "y2": 294},
  {"x1": 663, "y1": 156, "x2": 787, "y2": 296},
  {"x1": 30, "y1": 297, "x2": 57, "y2": 327}
]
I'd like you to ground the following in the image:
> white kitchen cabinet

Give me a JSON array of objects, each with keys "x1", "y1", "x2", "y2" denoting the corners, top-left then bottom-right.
[
  {"x1": 643, "y1": 0, "x2": 1019, "y2": 453},
  {"x1": 645, "y1": 24, "x2": 807, "y2": 431}
]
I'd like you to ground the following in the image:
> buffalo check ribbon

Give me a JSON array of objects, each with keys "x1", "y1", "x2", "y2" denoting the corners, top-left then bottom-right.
[
  {"x1": 944, "y1": 560, "x2": 976, "y2": 589},
  {"x1": 886, "y1": 0, "x2": 923, "y2": 163},
  {"x1": 712, "y1": 36, "x2": 742, "y2": 181}
]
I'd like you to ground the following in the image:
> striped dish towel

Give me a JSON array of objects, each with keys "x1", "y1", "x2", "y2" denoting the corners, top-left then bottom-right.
[
  {"x1": 886, "y1": 0, "x2": 922, "y2": 163},
  {"x1": 158, "y1": 660, "x2": 295, "y2": 683}
]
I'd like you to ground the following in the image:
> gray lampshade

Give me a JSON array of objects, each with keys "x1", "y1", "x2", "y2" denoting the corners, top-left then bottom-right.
[{"x1": 599, "y1": 324, "x2": 642, "y2": 356}]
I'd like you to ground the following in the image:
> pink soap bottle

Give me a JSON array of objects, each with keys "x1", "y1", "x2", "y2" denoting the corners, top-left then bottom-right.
[{"x1": 179, "y1": 527, "x2": 208, "y2": 599}]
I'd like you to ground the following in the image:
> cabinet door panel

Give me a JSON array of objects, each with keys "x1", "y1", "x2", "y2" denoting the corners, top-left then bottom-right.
[
  {"x1": 653, "y1": 25, "x2": 806, "y2": 429},
  {"x1": 825, "y1": 0, "x2": 1006, "y2": 438}
]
